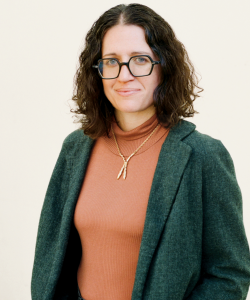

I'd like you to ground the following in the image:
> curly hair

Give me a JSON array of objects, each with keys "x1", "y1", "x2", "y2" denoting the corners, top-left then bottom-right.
[{"x1": 71, "y1": 3, "x2": 203, "y2": 139}]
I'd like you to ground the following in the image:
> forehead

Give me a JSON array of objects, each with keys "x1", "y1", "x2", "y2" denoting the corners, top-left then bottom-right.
[{"x1": 102, "y1": 24, "x2": 153, "y2": 57}]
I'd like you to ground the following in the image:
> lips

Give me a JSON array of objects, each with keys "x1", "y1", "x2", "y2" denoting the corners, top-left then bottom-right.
[{"x1": 115, "y1": 88, "x2": 140, "y2": 96}]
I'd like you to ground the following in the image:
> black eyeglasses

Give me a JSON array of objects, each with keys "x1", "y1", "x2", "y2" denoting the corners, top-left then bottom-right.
[{"x1": 92, "y1": 55, "x2": 160, "y2": 79}]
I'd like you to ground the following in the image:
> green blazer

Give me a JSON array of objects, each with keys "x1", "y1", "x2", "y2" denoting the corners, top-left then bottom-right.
[{"x1": 31, "y1": 120, "x2": 250, "y2": 300}]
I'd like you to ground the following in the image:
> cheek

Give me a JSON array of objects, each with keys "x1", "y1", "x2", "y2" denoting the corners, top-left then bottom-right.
[
  {"x1": 141, "y1": 67, "x2": 161, "y2": 90},
  {"x1": 150, "y1": 75, "x2": 161, "y2": 94},
  {"x1": 142, "y1": 77, "x2": 159, "y2": 96},
  {"x1": 153, "y1": 67, "x2": 161, "y2": 85},
  {"x1": 102, "y1": 80, "x2": 115, "y2": 97}
]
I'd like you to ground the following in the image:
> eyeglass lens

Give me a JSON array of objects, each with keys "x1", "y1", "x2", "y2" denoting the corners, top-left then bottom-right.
[{"x1": 98, "y1": 56, "x2": 152, "y2": 78}]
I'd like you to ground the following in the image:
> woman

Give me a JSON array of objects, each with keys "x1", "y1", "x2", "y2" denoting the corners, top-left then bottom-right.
[{"x1": 31, "y1": 4, "x2": 250, "y2": 300}]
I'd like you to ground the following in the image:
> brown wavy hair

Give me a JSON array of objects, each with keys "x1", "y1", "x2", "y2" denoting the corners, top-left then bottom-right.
[{"x1": 71, "y1": 3, "x2": 203, "y2": 139}]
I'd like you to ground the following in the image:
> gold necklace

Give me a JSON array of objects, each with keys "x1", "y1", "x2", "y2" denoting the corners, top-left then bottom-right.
[{"x1": 111, "y1": 123, "x2": 160, "y2": 180}]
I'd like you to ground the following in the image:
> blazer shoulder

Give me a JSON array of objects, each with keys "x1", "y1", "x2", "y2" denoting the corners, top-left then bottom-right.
[
  {"x1": 62, "y1": 129, "x2": 89, "y2": 144},
  {"x1": 184, "y1": 129, "x2": 223, "y2": 150},
  {"x1": 172, "y1": 119, "x2": 226, "y2": 155},
  {"x1": 182, "y1": 128, "x2": 235, "y2": 171},
  {"x1": 61, "y1": 129, "x2": 94, "y2": 155}
]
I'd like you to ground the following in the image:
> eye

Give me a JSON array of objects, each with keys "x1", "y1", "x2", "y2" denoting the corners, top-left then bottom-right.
[
  {"x1": 105, "y1": 59, "x2": 118, "y2": 66},
  {"x1": 137, "y1": 57, "x2": 146, "y2": 63},
  {"x1": 132, "y1": 56, "x2": 150, "y2": 64}
]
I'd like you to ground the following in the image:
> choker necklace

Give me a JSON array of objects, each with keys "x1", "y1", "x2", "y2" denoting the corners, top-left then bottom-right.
[{"x1": 111, "y1": 123, "x2": 160, "y2": 180}]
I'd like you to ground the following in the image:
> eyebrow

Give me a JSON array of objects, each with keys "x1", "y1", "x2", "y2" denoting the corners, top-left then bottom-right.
[{"x1": 102, "y1": 51, "x2": 152, "y2": 57}]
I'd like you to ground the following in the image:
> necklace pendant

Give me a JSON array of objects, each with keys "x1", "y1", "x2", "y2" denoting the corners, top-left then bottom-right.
[
  {"x1": 117, "y1": 161, "x2": 128, "y2": 180},
  {"x1": 117, "y1": 164, "x2": 125, "y2": 180},
  {"x1": 123, "y1": 161, "x2": 128, "y2": 179},
  {"x1": 112, "y1": 123, "x2": 160, "y2": 181}
]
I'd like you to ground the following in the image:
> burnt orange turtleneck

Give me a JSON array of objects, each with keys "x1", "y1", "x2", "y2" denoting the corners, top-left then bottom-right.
[{"x1": 74, "y1": 114, "x2": 170, "y2": 300}]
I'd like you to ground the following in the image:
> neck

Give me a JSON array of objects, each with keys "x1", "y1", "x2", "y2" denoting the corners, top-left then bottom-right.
[{"x1": 114, "y1": 106, "x2": 156, "y2": 131}]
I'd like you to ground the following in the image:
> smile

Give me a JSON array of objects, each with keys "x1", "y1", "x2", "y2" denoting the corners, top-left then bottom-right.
[{"x1": 115, "y1": 89, "x2": 140, "y2": 96}]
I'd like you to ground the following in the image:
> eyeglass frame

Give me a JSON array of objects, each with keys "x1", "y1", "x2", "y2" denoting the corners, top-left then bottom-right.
[{"x1": 92, "y1": 55, "x2": 161, "y2": 79}]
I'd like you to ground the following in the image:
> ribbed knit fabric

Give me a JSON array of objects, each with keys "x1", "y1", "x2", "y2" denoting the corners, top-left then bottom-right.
[{"x1": 74, "y1": 114, "x2": 170, "y2": 300}]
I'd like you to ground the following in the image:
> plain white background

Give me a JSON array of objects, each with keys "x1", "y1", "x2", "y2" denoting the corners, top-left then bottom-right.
[{"x1": 0, "y1": 0, "x2": 249, "y2": 299}]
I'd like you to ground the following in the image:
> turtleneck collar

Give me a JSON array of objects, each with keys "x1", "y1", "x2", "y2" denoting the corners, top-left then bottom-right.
[
  {"x1": 102, "y1": 113, "x2": 170, "y2": 158},
  {"x1": 111, "y1": 113, "x2": 159, "y2": 141}
]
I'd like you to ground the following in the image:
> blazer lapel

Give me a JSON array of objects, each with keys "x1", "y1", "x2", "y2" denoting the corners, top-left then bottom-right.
[{"x1": 131, "y1": 120, "x2": 196, "y2": 299}]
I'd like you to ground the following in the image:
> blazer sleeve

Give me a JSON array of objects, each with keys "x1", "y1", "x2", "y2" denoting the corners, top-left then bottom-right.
[
  {"x1": 31, "y1": 140, "x2": 70, "y2": 299},
  {"x1": 186, "y1": 139, "x2": 250, "y2": 300}
]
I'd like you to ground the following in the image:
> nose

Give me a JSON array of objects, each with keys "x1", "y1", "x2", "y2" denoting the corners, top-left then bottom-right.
[{"x1": 117, "y1": 64, "x2": 134, "y2": 81}]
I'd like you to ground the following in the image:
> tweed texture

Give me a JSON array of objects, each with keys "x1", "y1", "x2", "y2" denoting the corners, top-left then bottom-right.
[{"x1": 31, "y1": 119, "x2": 250, "y2": 300}]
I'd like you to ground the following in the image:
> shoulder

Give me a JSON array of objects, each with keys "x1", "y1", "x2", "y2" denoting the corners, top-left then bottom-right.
[
  {"x1": 179, "y1": 120, "x2": 235, "y2": 174},
  {"x1": 63, "y1": 129, "x2": 89, "y2": 144},
  {"x1": 60, "y1": 129, "x2": 94, "y2": 156},
  {"x1": 175, "y1": 119, "x2": 228, "y2": 155},
  {"x1": 167, "y1": 119, "x2": 224, "y2": 151},
  {"x1": 184, "y1": 126, "x2": 225, "y2": 154}
]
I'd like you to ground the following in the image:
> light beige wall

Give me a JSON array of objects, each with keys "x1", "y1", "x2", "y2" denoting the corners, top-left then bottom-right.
[{"x1": 0, "y1": 0, "x2": 249, "y2": 299}]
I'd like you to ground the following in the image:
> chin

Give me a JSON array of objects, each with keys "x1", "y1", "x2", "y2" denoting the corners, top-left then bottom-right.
[{"x1": 116, "y1": 104, "x2": 144, "y2": 113}]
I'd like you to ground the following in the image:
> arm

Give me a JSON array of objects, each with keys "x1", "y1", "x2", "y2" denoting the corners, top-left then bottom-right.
[
  {"x1": 187, "y1": 139, "x2": 250, "y2": 299},
  {"x1": 31, "y1": 140, "x2": 70, "y2": 299}
]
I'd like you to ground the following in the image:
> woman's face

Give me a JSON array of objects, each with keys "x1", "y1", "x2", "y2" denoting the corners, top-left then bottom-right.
[{"x1": 101, "y1": 24, "x2": 161, "y2": 117}]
